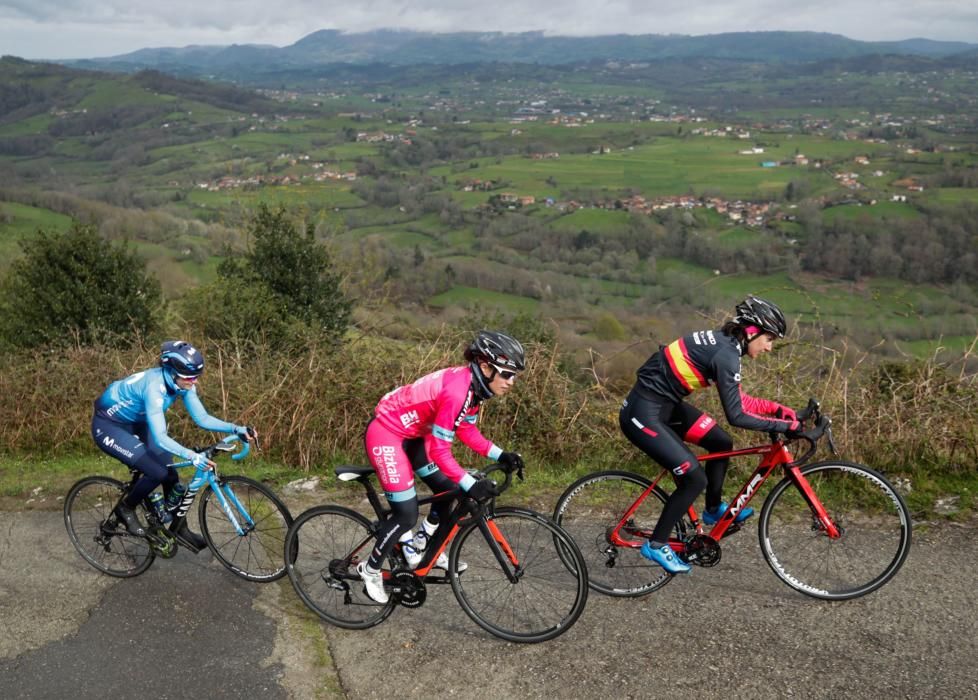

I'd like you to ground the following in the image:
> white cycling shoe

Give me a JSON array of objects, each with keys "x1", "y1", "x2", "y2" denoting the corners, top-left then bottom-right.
[
  {"x1": 356, "y1": 561, "x2": 389, "y2": 604},
  {"x1": 434, "y1": 551, "x2": 468, "y2": 573},
  {"x1": 405, "y1": 547, "x2": 468, "y2": 573}
]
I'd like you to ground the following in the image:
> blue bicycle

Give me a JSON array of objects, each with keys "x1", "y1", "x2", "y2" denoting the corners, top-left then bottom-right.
[{"x1": 64, "y1": 435, "x2": 293, "y2": 582}]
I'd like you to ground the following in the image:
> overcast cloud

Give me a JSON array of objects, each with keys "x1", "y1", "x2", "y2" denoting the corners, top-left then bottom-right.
[{"x1": 1, "y1": 0, "x2": 975, "y2": 60}]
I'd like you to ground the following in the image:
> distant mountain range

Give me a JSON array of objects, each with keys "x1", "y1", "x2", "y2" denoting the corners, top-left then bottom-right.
[{"x1": 60, "y1": 29, "x2": 978, "y2": 79}]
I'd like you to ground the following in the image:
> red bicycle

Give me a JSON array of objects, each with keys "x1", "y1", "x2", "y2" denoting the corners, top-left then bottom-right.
[{"x1": 553, "y1": 400, "x2": 912, "y2": 600}]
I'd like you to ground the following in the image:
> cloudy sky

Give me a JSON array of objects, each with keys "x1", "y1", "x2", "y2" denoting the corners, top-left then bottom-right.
[{"x1": 1, "y1": 1, "x2": 976, "y2": 60}]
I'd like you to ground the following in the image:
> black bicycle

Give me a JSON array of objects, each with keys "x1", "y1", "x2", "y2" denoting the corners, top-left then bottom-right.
[
  {"x1": 285, "y1": 461, "x2": 589, "y2": 643},
  {"x1": 65, "y1": 435, "x2": 293, "y2": 581}
]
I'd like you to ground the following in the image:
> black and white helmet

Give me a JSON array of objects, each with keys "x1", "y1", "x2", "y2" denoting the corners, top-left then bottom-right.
[
  {"x1": 160, "y1": 340, "x2": 205, "y2": 377},
  {"x1": 466, "y1": 330, "x2": 526, "y2": 371},
  {"x1": 733, "y1": 296, "x2": 787, "y2": 339}
]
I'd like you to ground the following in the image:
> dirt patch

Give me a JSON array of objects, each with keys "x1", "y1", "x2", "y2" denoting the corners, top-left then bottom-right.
[{"x1": 253, "y1": 578, "x2": 346, "y2": 699}]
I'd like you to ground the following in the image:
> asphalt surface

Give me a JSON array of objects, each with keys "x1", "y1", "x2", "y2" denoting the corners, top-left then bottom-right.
[
  {"x1": 0, "y1": 511, "x2": 287, "y2": 699},
  {"x1": 1, "y1": 506, "x2": 976, "y2": 699}
]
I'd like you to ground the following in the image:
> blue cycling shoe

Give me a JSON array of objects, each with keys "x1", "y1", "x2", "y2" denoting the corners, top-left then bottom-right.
[
  {"x1": 639, "y1": 541, "x2": 691, "y2": 574},
  {"x1": 702, "y1": 502, "x2": 754, "y2": 525}
]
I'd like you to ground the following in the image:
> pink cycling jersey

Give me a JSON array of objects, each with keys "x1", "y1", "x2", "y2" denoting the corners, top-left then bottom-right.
[{"x1": 372, "y1": 366, "x2": 502, "y2": 489}]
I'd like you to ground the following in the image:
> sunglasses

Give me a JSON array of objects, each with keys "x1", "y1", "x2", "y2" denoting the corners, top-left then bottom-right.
[
  {"x1": 175, "y1": 373, "x2": 200, "y2": 382},
  {"x1": 489, "y1": 362, "x2": 519, "y2": 381}
]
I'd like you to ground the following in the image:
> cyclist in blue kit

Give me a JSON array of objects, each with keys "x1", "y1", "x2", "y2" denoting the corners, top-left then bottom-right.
[{"x1": 91, "y1": 340, "x2": 256, "y2": 549}]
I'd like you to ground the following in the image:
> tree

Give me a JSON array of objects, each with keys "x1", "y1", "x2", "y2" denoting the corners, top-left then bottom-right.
[
  {"x1": 0, "y1": 222, "x2": 161, "y2": 349},
  {"x1": 594, "y1": 313, "x2": 627, "y2": 341},
  {"x1": 189, "y1": 204, "x2": 351, "y2": 349}
]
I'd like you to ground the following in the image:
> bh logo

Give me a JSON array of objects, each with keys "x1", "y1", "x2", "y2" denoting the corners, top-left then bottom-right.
[{"x1": 400, "y1": 410, "x2": 420, "y2": 428}]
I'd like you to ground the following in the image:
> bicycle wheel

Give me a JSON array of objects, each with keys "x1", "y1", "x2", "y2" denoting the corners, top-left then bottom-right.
[
  {"x1": 199, "y1": 475, "x2": 293, "y2": 582},
  {"x1": 759, "y1": 461, "x2": 912, "y2": 600},
  {"x1": 285, "y1": 505, "x2": 396, "y2": 629},
  {"x1": 64, "y1": 476, "x2": 155, "y2": 577},
  {"x1": 450, "y1": 507, "x2": 589, "y2": 643},
  {"x1": 554, "y1": 470, "x2": 688, "y2": 597}
]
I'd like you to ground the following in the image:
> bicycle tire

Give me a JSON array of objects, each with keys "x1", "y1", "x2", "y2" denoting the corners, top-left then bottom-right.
[
  {"x1": 285, "y1": 505, "x2": 396, "y2": 629},
  {"x1": 64, "y1": 476, "x2": 156, "y2": 577},
  {"x1": 450, "y1": 507, "x2": 589, "y2": 643},
  {"x1": 199, "y1": 475, "x2": 293, "y2": 582},
  {"x1": 553, "y1": 470, "x2": 688, "y2": 597},
  {"x1": 758, "y1": 460, "x2": 912, "y2": 600}
]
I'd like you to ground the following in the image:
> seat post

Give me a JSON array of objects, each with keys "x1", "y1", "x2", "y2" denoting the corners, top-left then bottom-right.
[{"x1": 359, "y1": 477, "x2": 389, "y2": 520}]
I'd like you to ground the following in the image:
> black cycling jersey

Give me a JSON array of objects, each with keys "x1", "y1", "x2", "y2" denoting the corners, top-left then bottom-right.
[{"x1": 634, "y1": 329, "x2": 794, "y2": 434}]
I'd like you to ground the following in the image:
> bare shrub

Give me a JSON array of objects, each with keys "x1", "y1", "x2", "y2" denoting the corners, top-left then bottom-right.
[{"x1": 2, "y1": 326, "x2": 976, "y2": 482}]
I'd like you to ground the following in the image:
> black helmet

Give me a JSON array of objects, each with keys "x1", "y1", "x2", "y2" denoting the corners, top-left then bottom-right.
[
  {"x1": 466, "y1": 330, "x2": 526, "y2": 371},
  {"x1": 160, "y1": 340, "x2": 205, "y2": 377},
  {"x1": 733, "y1": 296, "x2": 787, "y2": 339}
]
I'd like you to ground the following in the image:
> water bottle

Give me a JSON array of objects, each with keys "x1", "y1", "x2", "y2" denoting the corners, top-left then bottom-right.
[
  {"x1": 412, "y1": 517, "x2": 439, "y2": 551},
  {"x1": 399, "y1": 530, "x2": 422, "y2": 567},
  {"x1": 165, "y1": 483, "x2": 187, "y2": 512},
  {"x1": 148, "y1": 492, "x2": 172, "y2": 524}
]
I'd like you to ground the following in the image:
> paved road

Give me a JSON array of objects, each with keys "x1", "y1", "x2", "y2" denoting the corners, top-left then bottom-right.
[{"x1": 1, "y1": 508, "x2": 976, "y2": 699}]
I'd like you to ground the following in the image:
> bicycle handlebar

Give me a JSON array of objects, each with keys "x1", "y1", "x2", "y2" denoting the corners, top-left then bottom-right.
[
  {"x1": 180, "y1": 434, "x2": 250, "y2": 466},
  {"x1": 779, "y1": 397, "x2": 836, "y2": 466},
  {"x1": 473, "y1": 460, "x2": 524, "y2": 501}
]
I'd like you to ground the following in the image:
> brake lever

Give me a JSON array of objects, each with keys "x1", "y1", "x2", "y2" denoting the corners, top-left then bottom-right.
[
  {"x1": 825, "y1": 423, "x2": 838, "y2": 456},
  {"x1": 517, "y1": 465, "x2": 525, "y2": 482}
]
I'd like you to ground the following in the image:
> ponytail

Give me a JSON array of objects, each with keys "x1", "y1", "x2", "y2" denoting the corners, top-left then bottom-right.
[{"x1": 720, "y1": 320, "x2": 746, "y2": 342}]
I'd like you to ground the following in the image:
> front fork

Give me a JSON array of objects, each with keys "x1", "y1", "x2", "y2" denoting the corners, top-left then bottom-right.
[
  {"x1": 203, "y1": 476, "x2": 255, "y2": 536},
  {"x1": 785, "y1": 466, "x2": 842, "y2": 539}
]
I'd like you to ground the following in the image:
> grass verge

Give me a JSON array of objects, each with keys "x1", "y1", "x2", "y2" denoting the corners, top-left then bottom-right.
[{"x1": 2, "y1": 451, "x2": 974, "y2": 520}]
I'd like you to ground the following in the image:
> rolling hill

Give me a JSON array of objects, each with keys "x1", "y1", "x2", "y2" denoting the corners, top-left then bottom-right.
[{"x1": 59, "y1": 29, "x2": 978, "y2": 81}]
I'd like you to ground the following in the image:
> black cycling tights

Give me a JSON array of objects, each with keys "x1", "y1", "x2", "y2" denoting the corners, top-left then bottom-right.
[
  {"x1": 91, "y1": 414, "x2": 178, "y2": 507},
  {"x1": 619, "y1": 389, "x2": 733, "y2": 545},
  {"x1": 367, "y1": 444, "x2": 456, "y2": 571}
]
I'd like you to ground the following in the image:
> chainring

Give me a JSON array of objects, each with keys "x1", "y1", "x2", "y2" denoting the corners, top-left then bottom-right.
[
  {"x1": 147, "y1": 525, "x2": 177, "y2": 558},
  {"x1": 391, "y1": 570, "x2": 427, "y2": 608},
  {"x1": 684, "y1": 534, "x2": 722, "y2": 568}
]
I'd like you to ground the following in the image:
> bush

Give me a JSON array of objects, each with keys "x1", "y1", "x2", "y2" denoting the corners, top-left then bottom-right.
[
  {"x1": 0, "y1": 222, "x2": 161, "y2": 350},
  {"x1": 594, "y1": 313, "x2": 627, "y2": 341},
  {"x1": 178, "y1": 276, "x2": 311, "y2": 353},
  {"x1": 188, "y1": 204, "x2": 351, "y2": 350},
  {"x1": 2, "y1": 319, "x2": 975, "y2": 512}
]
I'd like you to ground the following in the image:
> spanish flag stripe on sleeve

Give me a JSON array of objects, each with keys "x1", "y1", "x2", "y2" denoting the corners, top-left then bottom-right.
[{"x1": 665, "y1": 338, "x2": 709, "y2": 391}]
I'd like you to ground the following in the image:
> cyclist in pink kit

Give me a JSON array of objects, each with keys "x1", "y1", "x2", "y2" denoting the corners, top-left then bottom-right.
[{"x1": 357, "y1": 330, "x2": 526, "y2": 603}]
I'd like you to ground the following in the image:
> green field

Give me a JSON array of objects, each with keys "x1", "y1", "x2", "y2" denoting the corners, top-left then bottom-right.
[
  {"x1": 0, "y1": 203, "x2": 74, "y2": 265},
  {"x1": 429, "y1": 286, "x2": 540, "y2": 313},
  {"x1": 430, "y1": 132, "x2": 904, "y2": 202},
  {"x1": 549, "y1": 208, "x2": 633, "y2": 233},
  {"x1": 927, "y1": 188, "x2": 978, "y2": 205},
  {"x1": 821, "y1": 200, "x2": 923, "y2": 223},
  {"x1": 1, "y1": 56, "x2": 977, "y2": 360}
]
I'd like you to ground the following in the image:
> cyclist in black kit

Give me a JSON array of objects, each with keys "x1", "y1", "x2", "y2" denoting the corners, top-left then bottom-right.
[{"x1": 620, "y1": 296, "x2": 800, "y2": 573}]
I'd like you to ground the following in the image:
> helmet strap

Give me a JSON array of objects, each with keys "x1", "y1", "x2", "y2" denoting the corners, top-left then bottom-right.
[
  {"x1": 470, "y1": 361, "x2": 495, "y2": 399},
  {"x1": 161, "y1": 366, "x2": 179, "y2": 394}
]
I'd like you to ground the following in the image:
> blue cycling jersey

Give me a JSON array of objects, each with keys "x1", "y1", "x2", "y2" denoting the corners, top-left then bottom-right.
[{"x1": 94, "y1": 367, "x2": 238, "y2": 462}]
